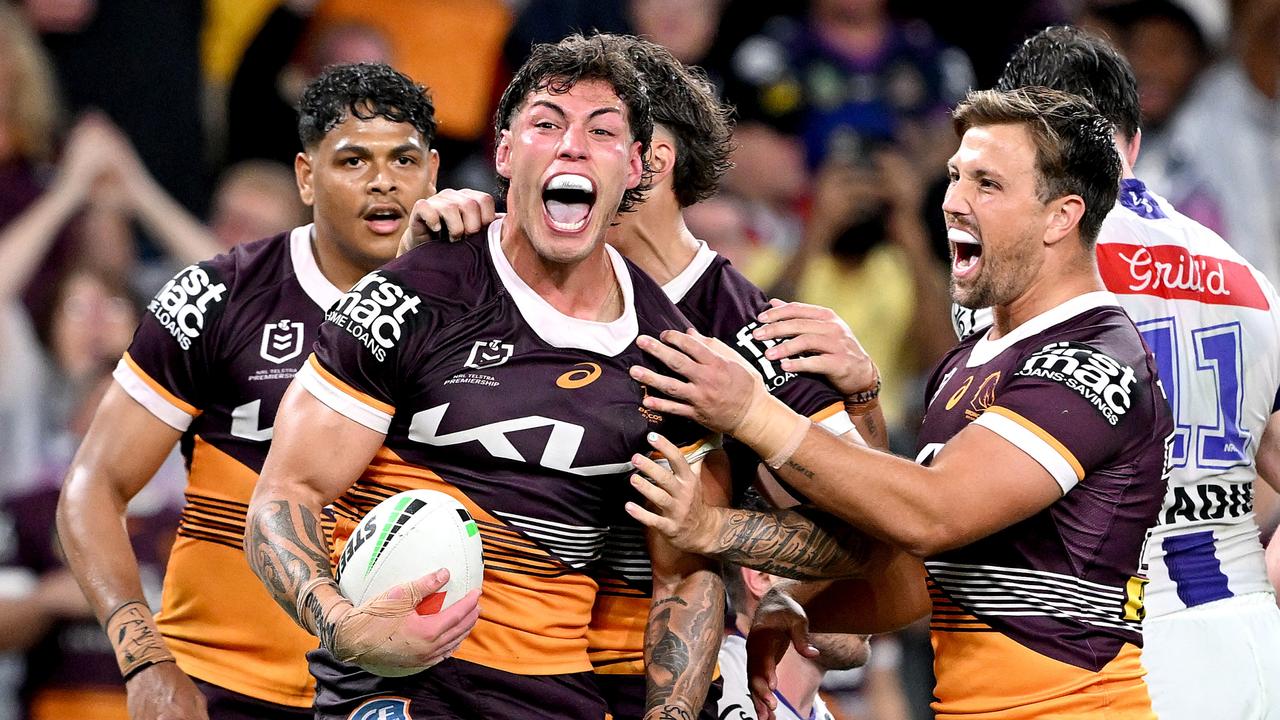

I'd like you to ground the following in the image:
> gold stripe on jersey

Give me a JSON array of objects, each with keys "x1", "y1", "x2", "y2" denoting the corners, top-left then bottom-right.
[
  {"x1": 122, "y1": 352, "x2": 200, "y2": 416},
  {"x1": 587, "y1": 593, "x2": 651, "y2": 675},
  {"x1": 329, "y1": 447, "x2": 598, "y2": 676},
  {"x1": 307, "y1": 354, "x2": 395, "y2": 416},
  {"x1": 931, "y1": 628, "x2": 1153, "y2": 719},
  {"x1": 983, "y1": 405, "x2": 1085, "y2": 480},
  {"x1": 810, "y1": 401, "x2": 845, "y2": 425},
  {"x1": 158, "y1": 437, "x2": 317, "y2": 707}
]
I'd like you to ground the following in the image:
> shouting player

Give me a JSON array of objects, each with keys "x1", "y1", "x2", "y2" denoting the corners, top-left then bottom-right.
[
  {"x1": 629, "y1": 87, "x2": 1173, "y2": 719},
  {"x1": 959, "y1": 26, "x2": 1280, "y2": 720},
  {"x1": 244, "y1": 34, "x2": 723, "y2": 720},
  {"x1": 398, "y1": 37, "x2": 887, "y2": 719},
  {"x1": 55, "y1": 64, "x2": 440, "y2": 719}
]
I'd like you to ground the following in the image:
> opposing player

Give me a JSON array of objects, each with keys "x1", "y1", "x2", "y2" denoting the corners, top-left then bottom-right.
[
  {"x1": 399, "y1": 37, "x2": 888, "y2": 719},
  {"x1": 629, "y1": 87, "x2": 1173, "y2": 719},
  {"x1": 244, "y1": 34, "x2": 723, "y2": 720},
  {"x1": 55, "y1": 63, "x2": 441, "y2": 719},
  {"x1": 967, "y1": 27, "x2": 1280, "y2": 720}
]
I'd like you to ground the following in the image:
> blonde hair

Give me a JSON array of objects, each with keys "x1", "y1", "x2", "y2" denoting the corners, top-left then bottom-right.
[{"x1": 0, "y1": 5, "x2": 63, "y2": 162}]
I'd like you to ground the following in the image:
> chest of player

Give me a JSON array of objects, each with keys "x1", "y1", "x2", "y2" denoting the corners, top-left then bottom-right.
[{"x1": 390, "y1": 313, "x2": 658, "y2": 479}]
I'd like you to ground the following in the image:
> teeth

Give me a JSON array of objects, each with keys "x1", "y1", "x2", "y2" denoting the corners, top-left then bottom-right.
[
  {"x1": 547, "y1": 174, "x2": 594, "y2": 193},
  {"x1": 948, "y1": 227, "x2": 979, "y2": 245}
]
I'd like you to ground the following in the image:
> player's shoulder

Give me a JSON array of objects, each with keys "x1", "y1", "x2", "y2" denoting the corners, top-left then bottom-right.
[
  {"x1": 367, "y1": 226, "x2": 498, "y2": 309},
  {"x1": 625, "y1": 252, "x2": 695, "y2": 333},
  {"x1": 669, "y1": 246, "x2": 766, "y2": 332}
]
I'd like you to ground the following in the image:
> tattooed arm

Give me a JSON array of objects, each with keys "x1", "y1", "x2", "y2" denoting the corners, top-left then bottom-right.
[
  {"x1": 247, "y1": 382, "x2": 480, "y2": 672},
  {"x1": 639, "y1": 439, "x2": 728, "y2": 720}
]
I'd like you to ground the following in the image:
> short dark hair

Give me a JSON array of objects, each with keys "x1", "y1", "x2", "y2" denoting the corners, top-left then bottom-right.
[
  {"x1": 996, "y1": 26, "x2": 1141, "y2": 142},
  {"x1": 297, "y1": 63, "x2": 436, "y2": 150},
  {"x1": 622, "y1": 37, "x2": 734, "y2": 207},
  {"x1": 953, "y1": 87, "x2": 1121, "y2": 244},
  {"x1": 494, "y1": 33, "x2": 654, "y2": 214}
]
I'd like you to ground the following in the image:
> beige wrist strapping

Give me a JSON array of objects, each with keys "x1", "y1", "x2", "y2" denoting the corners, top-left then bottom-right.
[
  {"x1": 105, "y1": 600, "x2": 175, "y2": 680},
  {"x1": 727, "y1": 385, "x2": 813, "y2": 470}
]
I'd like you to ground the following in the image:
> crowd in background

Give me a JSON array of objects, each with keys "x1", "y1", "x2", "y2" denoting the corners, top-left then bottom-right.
[{"x1": 0, "y1": 0, "x2": 1277, "y2": 718}]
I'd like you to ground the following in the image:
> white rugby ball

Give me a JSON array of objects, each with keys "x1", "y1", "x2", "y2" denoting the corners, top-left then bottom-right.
[{"x1": 335, "y1": 489, "x2": 484, "y2": 676}]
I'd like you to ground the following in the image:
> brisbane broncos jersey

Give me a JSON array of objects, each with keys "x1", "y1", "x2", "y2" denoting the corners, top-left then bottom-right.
[
  {"x1": 301, "y1": 219, "x2": 712, "y2": 682},
  {"x1": 919, "y1": 292, "x2": 1171, "y2": 719},
  {"x1": 111, "y1": 226, "x2": 342, "y2": 707},
  {"x1": 1096, "y1": 179, "x2": 1280, "y2": 616},
  {"x1": 587, "y1": 242, "x2": 856, "y2": 693}
]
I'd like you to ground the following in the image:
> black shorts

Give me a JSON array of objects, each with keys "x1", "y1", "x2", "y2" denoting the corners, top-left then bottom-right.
[
  {"x1": 192, "y1": 678, "x2": 312, "y2": 720},
  {"x1": 593, "y1": 673, "x2": 724, "y2": 720},
  {"x1": 310, "y1": 649, "x2": 609, "y2": 719}
]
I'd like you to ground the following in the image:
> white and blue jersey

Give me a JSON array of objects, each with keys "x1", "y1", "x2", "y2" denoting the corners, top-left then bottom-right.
[
  {"x1": 1095, "y1": 178, "x2": 1280, "y2": 617},
  {"x1": 952, "y1": 178, "x2": 1280, "y2": 617}
]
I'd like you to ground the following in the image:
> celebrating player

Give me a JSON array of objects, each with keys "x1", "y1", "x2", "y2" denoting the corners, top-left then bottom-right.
[
  {"x1": 244, "y1": 34, "x2": 724, "y2": 720},
  {"x1": 955, "y1": 26, "x2": 1280, "y2": 720},
  {"x1": 55, "y1": 64, "x2": 440, "y2": 720},
  {"x1": 629, "y1": 87, "x2": 1174, "y2": 719},
  {"x1": 397, "y1": 37, "x2": 889, "y2": 719}
]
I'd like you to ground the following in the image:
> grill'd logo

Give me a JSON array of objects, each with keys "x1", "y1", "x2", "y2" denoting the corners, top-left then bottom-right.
[{"x1": 1016, "y1": 341, "x2": 1137, "y2": 426}]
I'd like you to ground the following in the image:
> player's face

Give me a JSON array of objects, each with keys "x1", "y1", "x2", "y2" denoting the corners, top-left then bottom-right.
[
  {"x1": 942, "y1": 123, "x2": 1050, "y2": 310},
  {"x1": 297, "y1": 115, "x2": 439, "y2": 272},
  {"x1": 496, "y1": 79, "x2": 644, "y2": 265}
]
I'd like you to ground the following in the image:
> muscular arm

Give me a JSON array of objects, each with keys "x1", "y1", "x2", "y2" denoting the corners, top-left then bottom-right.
[
  {"x1": 643, "y1": 454, "x2": 728, "y2": 720},
  {"x1": 245, "y1": 381, "x2": 383, "y2": 631},
  {"x1": 706, "y1": 506, "x2": 876, "y2": 580}
]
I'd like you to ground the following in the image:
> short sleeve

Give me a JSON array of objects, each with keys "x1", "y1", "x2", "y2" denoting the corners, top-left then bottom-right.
[
  {"x1": 299, "y1": 269, "x2": 436, "y2": 434},
  {"x1": 114, "y1": 263, "x2": 230, "y2": 431},
  {"x1": 972, "y1": 340, "x2": 1147, "y2": 494}
]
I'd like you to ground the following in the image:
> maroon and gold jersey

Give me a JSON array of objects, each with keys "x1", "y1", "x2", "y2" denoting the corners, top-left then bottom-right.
[
  {"x1": 112, "y1": 226, "x2": 342, "y2": 706},
  {"x1": 302, "y1": 219, "x2": 711, "y2": 678},
  {"x1": 918, "y1": 292, "x2": 1172, "y2": 719},
  {"x1": 587, "y1": 243, "x2": 855, "y2": 685}
]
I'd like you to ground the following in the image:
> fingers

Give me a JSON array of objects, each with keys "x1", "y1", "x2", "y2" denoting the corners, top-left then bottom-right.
[
  {"x1": 657, "y1": 328, "x2": 719, "y2": 365},
  {"x1": 646, "y1": 432, "x2": 693, "y2": 477},
  {"x1": 624, "y1": 500, "x2": 672, "y2": 533},
  {"x1": 761, "y1": 332, "x2": 840, "y2": 362},
  {"x1": 754, "y1": 318, "x2": 841, "y2": 344},
  {"x1": 757, "y1": 300, "x2": 835, "y2": 324},
  {"x1": 628, "y1": 470, "x2": 675, "y2": 511},
  {"x1": 629, "y1": 363, "x2": 690, "y2": 400},
  {"x1": 405, "y1": 190, "x2": 497, "y2": 247},
  {"x1": 399, "y1": 568, "x2": 451, "y2": 602}
]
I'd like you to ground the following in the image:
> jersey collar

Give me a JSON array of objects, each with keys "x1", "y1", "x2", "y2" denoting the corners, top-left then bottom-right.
[
  {"x1": 661, "y1": 241, "x2": 718, "y2": 303},
  {"x1": 290, "y1": 224, "x2": 344, "y2": 311},
  {"x1": 488, "y1": 218, "x2": 639, "y2": 356},
  {"x1": 966, "y1": 290, "x2": 1120, "y2": 367}
]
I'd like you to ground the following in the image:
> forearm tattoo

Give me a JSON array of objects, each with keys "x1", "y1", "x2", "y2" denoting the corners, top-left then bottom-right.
[
  {"x1": 710, "y1": 507, "x2": 872, "y2": 580},
  {"x1": 645, "y1": 574, "x2": 724, "y2": 719},
  {"x1": 244, "y1": 499, "x2": 333, "y2": 628}
]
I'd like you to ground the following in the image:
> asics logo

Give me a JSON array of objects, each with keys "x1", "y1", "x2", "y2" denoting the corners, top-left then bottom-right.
[{"x1": 556, "y1": 363, "x2": 601, "y2": 389}]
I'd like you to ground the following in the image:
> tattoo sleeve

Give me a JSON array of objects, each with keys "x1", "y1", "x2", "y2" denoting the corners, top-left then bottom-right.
[
  {"x1": 708, "y1": 505, "x2": 873, "y2": 580},
  {"x1": 644, "y1": 570, "x2": 724, "y2": 719},
  {"x1": 244, "y1": 498, "x2": 334, "y2": 632}
]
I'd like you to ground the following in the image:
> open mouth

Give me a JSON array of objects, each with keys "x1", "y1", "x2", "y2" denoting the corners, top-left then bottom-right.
[
  {"x1": 949, "y1": 227, "x2": 983, "y2": 278},
  {"x1": 542, "y1": 174, "x2": 596, "y2": 233},
  {"x1": 363, "y1": 205, "x2": 405, "y2": 235}
]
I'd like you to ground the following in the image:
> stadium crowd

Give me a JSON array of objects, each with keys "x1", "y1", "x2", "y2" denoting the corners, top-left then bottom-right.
[{"x1": 1, "y1": 1, "x2": 1278, "y2": 719}]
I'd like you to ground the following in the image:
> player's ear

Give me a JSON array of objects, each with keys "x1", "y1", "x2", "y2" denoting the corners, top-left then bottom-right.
[
  {"x1": 426, "y1": 148, "x2": 441, "y2": 193},
  {"x1": 646, "y1": 131, "x2": 676, "y2": 187},
  {"x1": 495, "y1": 130, "x2": 513, "y2": 181},
  {"x1": 1045, "y1": 194, "x2": 1086, "y2": 247},
  {"x1": 741, "y1": 567, "x2": 775, "y2": 600},
  {"x1": 295, "y1": 151, "x2": 315, "y2": 207}
]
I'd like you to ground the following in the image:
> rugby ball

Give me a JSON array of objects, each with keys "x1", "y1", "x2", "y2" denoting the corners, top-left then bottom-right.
[{"x1": 335, "y1": 489, "x2": 484, "y2": 676}]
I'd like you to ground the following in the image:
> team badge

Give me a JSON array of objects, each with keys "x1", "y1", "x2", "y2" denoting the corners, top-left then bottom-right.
[
  {"x1": 260, "y1": 320, "x2": 305, "y2": 364},
  {"x1": 348, "y1": 698, "x2": 412, "y2": 720},
  {"x1": 465, "y1": 339, "x2": 514, "y2": 370}
]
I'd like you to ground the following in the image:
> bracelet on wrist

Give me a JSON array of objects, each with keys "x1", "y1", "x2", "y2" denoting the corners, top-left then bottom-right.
[{"x1": 845, "y1": 376, "x2": 881, "y2": 406}]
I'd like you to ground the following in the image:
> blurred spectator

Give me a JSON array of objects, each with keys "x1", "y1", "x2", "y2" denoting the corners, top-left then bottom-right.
[
  {"x1": 22, "y1": 0, "x2": 207, "y2": 217},
  {"x1": 749, "y1": 150, "x2": 953, "y2": 440},
  {"x1": 1128, "y1": 0, "x2": 1280, "y2": 282},
  {"x1": 312, "y1": 0, "x2": 511, "y2": 183},
  {"x1": 208, "y1": 160, "x2": 310, "y2": 250},
  {"x1": 721, "y1": 0, "x2": 974, "y2": 181},
  {"x1": 226, "y1": 0, "x2": 392, "y2": 166},
  {"x1": 718, "y1": 562, "x2": 869, "y2": 720},
  {"x1": 819, "y1": 635, "x2": 911, "y2": 720},
  {"x1": 684, "y1": 194, "x2": 763, "y2": 271},
  {"x1": 1094, "y1": 0, "x2": 1225, "y2": 235},
  {"x1": 202, "y1": 0, "x2": 279, "y2": 87}
]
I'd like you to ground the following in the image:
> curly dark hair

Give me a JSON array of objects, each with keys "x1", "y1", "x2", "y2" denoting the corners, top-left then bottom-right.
[
  {"x1": 494, "y1": 33, "x2": 653, "y2": 214},
  {"x1": 953, "y1": 87, "x2": 1121, "y2": 245},
  {"x1": 622, "y1": 37, "x2": 734, "y2": 207},
  {"x1": 996, "y1": 26, "x2": 1141, "y2": 142},
  {"x1": 297, "y1": 63, "x2": 436, "y2": 149}
]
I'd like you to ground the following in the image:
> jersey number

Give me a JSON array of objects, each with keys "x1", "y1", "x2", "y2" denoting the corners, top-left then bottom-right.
[{"x1": 1138, "y1": 318, "x2": 1249, "y2": 469}]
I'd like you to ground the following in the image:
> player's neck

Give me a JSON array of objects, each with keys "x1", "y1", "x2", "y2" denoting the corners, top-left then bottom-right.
[
  {"x1": 991, "y1": 267, "x2": 1104, "y2": 339},
  {"x1": 310, "y1": 227, "x2": 378, "y2": 293},
  {"x1": 501, "y1": 224, "x2": 624, "y2": 322},
  {"x1": 611, "y1": 200, "x2": 700, "y2": 286}
]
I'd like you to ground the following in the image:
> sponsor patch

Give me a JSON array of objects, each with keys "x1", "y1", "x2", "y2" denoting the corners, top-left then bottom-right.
[
  {"x1": 327, "y1": 272, "x2": 422, "y2": 362},
  {"x1": 148, "y1": 264, "x2": 227, "y2": 350},
  {"x1": 347, "y1": 697, "x2": 412, "y2": 720},
  {"x1": 464, "y1": 339, "x2": 514, "y2": 370},
  {"x1": 733, "y1": 322, "x2": 797, "y2": 391},
  {"x1": 1015, "y1": 341, "x2": 1137, "y2": 426},
  {"x1": 260, "y1": 320, "x2": 305, "y2": 364}
]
